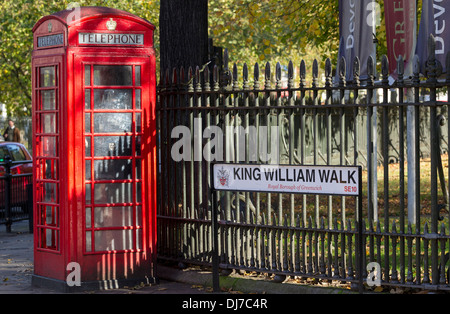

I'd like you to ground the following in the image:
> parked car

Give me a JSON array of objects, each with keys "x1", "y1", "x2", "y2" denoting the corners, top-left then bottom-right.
[
  {"x1": 0, "y1": 142, "x2": 32, "y2": 220},
  {"x1": 0, "y1": 142, "x2": 32, "y2": 176}
]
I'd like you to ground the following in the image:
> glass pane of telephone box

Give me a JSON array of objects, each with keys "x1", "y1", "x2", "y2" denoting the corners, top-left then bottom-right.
[
  {"x1": 93, "y1": 206, "x2": 134, "y2": 228},
  {"x1": 41, "y1": 136, "x2": 58, "y2": 157},
  {"x1": 93, "y1": 159, "x2": 133, "y2": 180},
  {"x1": 85, "y1": 113, "x2": 91, "y2": 133},
  {"x1": 94, "y1": 136, "x2": 133, "y2": 157},
  {"x1": 40, "y1": 67, "x2": 55, "y2": 87},
  {"x1": 93, "y1": 65, "x2": 132, "y2": 86},
  {"x1": 41, "y1": 90, "x2": 56, "y2": 110},
  {"x1": 135, "y1": 66, "x2": 141, "y2": 86},
  {"x1": 93, "y1": 183, "x2": 133, "y2": 204},
  {"x1": 43, "y1": 183, "x2": 58, "y2": 203},
  {"x1": 85, "y1": 137, "x2": 91, "y2": 157},
  {"x1": 45, "y1": 205, "x2": 58, "y2": 225},
  {"x1": 85, "y1": 65, "x2": 91, "y2": 86},
  {"x1": 94, "y1": 229, "x2": 133, "y2": 251},
  {"x1": 45, "y1": 229, "x2": 59, "y2": 250},
  {"x1": 85, "y1": 160, "x2": 91, "y2": 180},
  {"x1": 85, "y1": 89, "x2": 91, "y2": 109},
  {"x1": 41, "y1": 113, "x2": 56, "y2": 133},
  {"x1": 94, "y1": 113, "x2": 132, "y2": 133},
  {"x1": 94, "y1": 89, "x2": 132, "y2": 110},
  {"x1": 43, "y1": 159, "x2": 58, "y2": 180}
]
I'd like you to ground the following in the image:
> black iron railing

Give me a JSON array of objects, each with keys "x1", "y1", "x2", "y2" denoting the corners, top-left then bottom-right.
[
  {"x1": 0, "y1": 158, "x2": 33, "y2": 233},
  {"x1": 157, "y1": 35, "x2": 450, "y2": 291}
]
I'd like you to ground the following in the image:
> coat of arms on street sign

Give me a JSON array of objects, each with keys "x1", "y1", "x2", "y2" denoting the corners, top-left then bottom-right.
[{"x1": 217, "y1": 166, "x2": 230, "y2": 187}]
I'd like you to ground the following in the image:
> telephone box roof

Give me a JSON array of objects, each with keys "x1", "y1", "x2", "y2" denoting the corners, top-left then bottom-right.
[{"x1": 33, "y1": 6, "x2": 155, "y2": 32}]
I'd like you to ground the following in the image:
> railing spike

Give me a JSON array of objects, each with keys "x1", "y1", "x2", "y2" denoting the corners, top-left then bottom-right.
[
  {"x1": 381, "y1": 55, "x2": 389, "y2": 81},
  {"x1": 353, "y1": 57, "x2": 360, "y2": 79},
  {"x1": 187, "y1": 66, "x2": 194, "y2": 92},
  {"x1": 265, "y1": 62, "x2": 271, "y2": 89},
  {"x1": 397, "y1": 54, "x2": 404, "y2": 78},
  {"x1": 367, "y1": 56, "x2": 374, "y2": 79},
  {"x1": 204, "y1": 65, "x2": 210, "y2": 81},
  {"x1": 204, "y1": 66, "x2": 210, "y2": 91},
  {"x1": 265, "y1": 62, "x2": 271, "y2": 81},
  {"x1": 325, "y1": 58, "x2": 332, "y2": 78},
  {"x1": 276, "y1": 62, "x2": 282, "y2": 89},
  {"x1": 276, "y1": 62, "x2": 282, "y2": 81},
  {"x1": 180, "y1": 66, "x2": 185, "y2": 84},
  {"x1": 195, "y1": 66, "x2": 201, "y2": 92},
  {"x1": 254, "y1": 63, "x2": 260, "y2": 90},
  {"x1": 172, "y1": 67, "x2": 178, "y2": 86},
  {"x1": 312, "y1": 59, "x2": 318, "y2": 79},
  {"x1": 213, "y1": 65, "x2": 218, "y2": 83},
  {"x1": 288, "y1": 60, "x2": 294, "y2": 89},
  {"x1": 300, "y1": 59, "x2": 306, "y2": 86},
  {"x1": 339, "y1": 56, "x2": 346, "y2": 85},
  {"x1": 412, "y1": 55, "x2": 420, "y2": 80},
  {"x1": 164, "y1": 68, "x2": 170, "y2": 86},
  {"x1": 428, "y1": 33, "x2": 436, "y2": 61},
  {"x1": 254, "y1": 62, "x2": 260, "y2": 83},
  {"x1": 353, "y1": 57, "x2": 360, "y2": 86},
  {"x1": 243, "y1": 63, "x2": 248, "y2": 81},
  {"x1": 288, "y1": 60, "x2": 294, "y2": 79}
]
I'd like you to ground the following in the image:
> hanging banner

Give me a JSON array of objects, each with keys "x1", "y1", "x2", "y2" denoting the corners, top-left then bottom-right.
[
  {"x1": 384, "y1": 0, "x2": 417, "y2": 78},
  {"x1": 336, "y1": 0, "x2": 375, "y2": 82},
  {"x1": 416, "y1": 0, "x2": 450, "y2": 74}
]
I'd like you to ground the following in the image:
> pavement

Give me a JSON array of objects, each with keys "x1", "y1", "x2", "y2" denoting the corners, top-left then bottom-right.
[{"x1": 0, "y1": 220, "x2": 357, "y2": 297}]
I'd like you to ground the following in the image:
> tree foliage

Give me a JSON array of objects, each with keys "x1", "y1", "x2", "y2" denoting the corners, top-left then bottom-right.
[
  {"x1": 1, "y1": 0, "x2": 406, "y2": 115},
  {"x1": 209, "y1": 0, "x2": 340, "y2": 70},
  {"x1": 0, "y1": 0, "x2": 159, "y2": 116}
]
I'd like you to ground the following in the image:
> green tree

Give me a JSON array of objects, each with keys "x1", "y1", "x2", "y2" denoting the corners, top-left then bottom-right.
[
  {"x1": 1, "y1": 0, "x2": 411, "y2": 115},
  {"x1": 209, "y1": 0, "x2": 340, "y2": 69},
  {"x1": 0, "y1": 0, "x2": 159, "y2": 117},
  {"x1": 208, "y1": 0, "x2": 394, "y2": 79}
]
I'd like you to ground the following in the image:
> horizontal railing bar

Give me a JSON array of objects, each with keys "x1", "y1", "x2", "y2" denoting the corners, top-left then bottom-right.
[
  {"x1": 157, "y1": 101, "x2": 449, "y2": 111},
  {"x1": 157, "y1": 81, "x2": 450, "y2": 94}
]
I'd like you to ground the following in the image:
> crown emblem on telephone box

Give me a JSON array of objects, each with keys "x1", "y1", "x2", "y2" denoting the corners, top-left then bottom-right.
[{"x1": 106, "y1": 18, "x2": 117, "y2": 31}]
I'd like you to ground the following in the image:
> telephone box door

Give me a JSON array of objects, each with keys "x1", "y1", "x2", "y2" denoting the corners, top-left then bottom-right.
[
  {"x1": 75, "y1": 56, "x2": 153, "y2": 280},
  {"x1": 33, "y1": 56, "x2": 65, "y2": 279}
]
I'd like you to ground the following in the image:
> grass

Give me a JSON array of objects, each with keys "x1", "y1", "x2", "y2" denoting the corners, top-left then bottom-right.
[{"x1": 247, "y1": 154, "x2": 450, "y2": 234}]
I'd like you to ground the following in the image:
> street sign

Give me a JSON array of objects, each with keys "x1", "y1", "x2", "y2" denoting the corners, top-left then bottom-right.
[
  {"x1": 210, "y1": 163, "x2": 364, "y2": 293},
  {"x1": 212, "y1": 163, "x2": 361, "y2": 196}
]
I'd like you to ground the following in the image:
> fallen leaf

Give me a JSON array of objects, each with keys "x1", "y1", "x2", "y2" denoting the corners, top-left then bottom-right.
[
  {"x1": 374, "y1": 286, "x2": 384, "y2": 292},
  {"x1": 191, "y1": 285, "x2": 203, "y2": 289}
]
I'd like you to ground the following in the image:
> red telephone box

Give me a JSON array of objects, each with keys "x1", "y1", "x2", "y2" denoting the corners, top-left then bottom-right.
[{"x1": 31, "y1": 7, "x2": 157, "y2": 291}]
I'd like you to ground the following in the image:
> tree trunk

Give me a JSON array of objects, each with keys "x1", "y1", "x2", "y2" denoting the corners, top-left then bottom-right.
[{"x1": 159, "y1": 0, "x2": 209, "y2": 74}]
